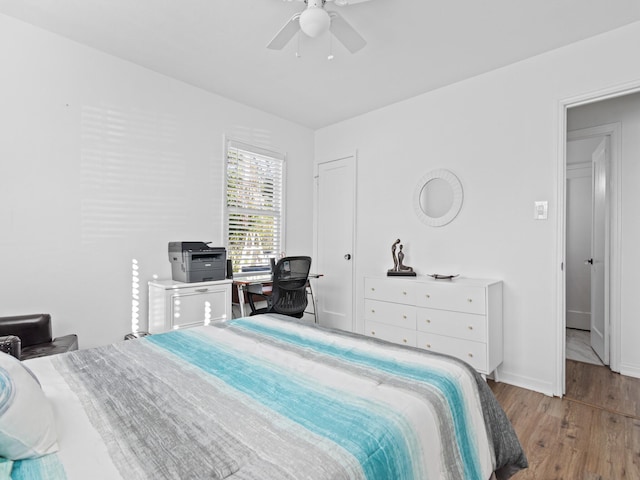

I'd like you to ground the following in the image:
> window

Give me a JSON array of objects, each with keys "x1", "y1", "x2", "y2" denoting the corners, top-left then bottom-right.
[{"x1": 225, "y1": 139, "x2": 285, "y2": 275}]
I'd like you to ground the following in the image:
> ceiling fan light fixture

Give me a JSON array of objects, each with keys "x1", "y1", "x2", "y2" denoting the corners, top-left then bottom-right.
[
  {"x1": 266, "y1": 0, "x2": 367, "y2": 54},
  {"x1": 299, "y1": 7, "x2": 331, "y2": 38}
]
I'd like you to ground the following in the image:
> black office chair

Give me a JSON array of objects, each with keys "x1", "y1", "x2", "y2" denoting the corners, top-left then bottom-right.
[
  {"x1": 247, "y1": 256, "x2": 311, "y2": 319},
  {"x1": 0, "y1": 314, "x2": 78, "y2": 360}
]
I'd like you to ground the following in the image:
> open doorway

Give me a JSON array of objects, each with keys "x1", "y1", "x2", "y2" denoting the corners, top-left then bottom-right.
[
  {"x1": 559, "y1": 88, "x2": 640, "y2": 396},
  {"x1": 565, "y1": 131, "x2": 611, "y2": 367}
]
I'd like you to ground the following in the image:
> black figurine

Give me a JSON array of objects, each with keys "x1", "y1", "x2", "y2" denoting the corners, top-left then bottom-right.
[{"x1": 387, "y1": 239, "x2": 417, "y2": 276}]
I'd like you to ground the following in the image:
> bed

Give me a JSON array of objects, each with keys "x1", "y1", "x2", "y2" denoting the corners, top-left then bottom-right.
[{"x1": 1, "y1": 314, "x2": 527, "y2": 479}]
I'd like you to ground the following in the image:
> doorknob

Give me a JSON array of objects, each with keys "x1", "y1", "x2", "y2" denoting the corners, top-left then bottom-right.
[
  {"x1": 344, "y1": 254, "x2": 352, "y2": 260},
  {"x1": 585, "y1": 258, "x2": 593, "y2": 265}
]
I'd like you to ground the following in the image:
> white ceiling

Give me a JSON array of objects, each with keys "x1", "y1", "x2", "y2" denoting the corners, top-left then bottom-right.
[{"x1": 1, "y1": 0, "x2": 640, "y2": 129}]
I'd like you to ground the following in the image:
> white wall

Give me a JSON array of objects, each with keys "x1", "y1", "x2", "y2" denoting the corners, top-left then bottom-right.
[
  {"x1": 0, "y1": 14, "x2": 314, "y2": 348},
  {"x1": 315, "y1": 21, "x2": 640, "y2": 394},
  {"x1": 568, "y1": 92, "x2": 640, "y2": 378}
]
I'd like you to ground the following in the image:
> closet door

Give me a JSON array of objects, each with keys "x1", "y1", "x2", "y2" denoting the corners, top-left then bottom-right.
[
  {"x1": 566, "y1": 162, "x2": 592, "y2": 331},
  {"x1": 315, "y1": 155, "x2": 356, "y2": 332}
]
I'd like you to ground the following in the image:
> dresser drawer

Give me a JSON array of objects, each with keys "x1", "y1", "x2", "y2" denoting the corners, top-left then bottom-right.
[
  {"x1": 416, "y1": 332, "x2": 487, "y2": 372},
  {"x1": 364, "y1": 299, "x2": 416, "y2": 329},
  {"x1": 416, "y1": 308, "x2": 487, "y2": 342},
  {"x1": 170, "y1": 289, "x2": 229, "y2": 329},
  {"x1": 364, "y1": 277, "x2": 415, "y2": 304},
  {"x1": 149, "y1": 279, "x2": 232, "y2": 334},
  {"x1": 415, "y1": 283, "x2": 486, "y2": 314},
  {"x1": 365, "y1": 320, "x2": 417, "y2": 347}
]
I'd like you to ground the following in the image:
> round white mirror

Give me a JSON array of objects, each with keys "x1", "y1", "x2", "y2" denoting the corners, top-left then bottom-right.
[{"x1": 413, "y1": 169, "x2": 463, "y2": 227}]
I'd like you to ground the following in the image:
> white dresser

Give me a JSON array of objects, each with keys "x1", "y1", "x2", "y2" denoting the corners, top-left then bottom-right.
[
  {"x1": 148, "y1": 279, "x2": 232, "y2": 334},
  {"x1": 364, "y1": 276, "x2": 503, "y2": 375}
]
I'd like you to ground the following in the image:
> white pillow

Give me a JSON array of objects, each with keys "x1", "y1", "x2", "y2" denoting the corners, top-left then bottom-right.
[{"x1": 0, "y1": 352, "x2": 59, "y2": 460}]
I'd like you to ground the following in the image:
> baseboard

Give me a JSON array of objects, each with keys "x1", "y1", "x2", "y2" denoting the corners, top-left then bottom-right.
[
  {"x1": 619, "y1": 362, "x2": 640, "y2": 379},
  {"x1": 495, "y1": 369, "x2": 555, "y2": 397},
  {"x1": 566, "y1": 310, "x2": 590, "y2": 330}
]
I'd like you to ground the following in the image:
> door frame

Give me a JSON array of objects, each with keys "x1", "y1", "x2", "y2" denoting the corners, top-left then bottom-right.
[
  {"x1": 313, "y1": 152, "x2": 358, "y2": 330},
  {"x1": 555, "y1": 82, "x2": 635, "y2": 395}
]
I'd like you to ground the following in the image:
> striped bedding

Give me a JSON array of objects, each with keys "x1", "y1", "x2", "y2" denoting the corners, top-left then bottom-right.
[{"x1": 18, "y1": 315, "x2": 527, "y2": 480}]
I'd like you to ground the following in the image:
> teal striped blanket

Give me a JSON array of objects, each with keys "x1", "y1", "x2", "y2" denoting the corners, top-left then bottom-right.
[{"x1": 21, "y1": 315, "x2": 526, "y2": 479}]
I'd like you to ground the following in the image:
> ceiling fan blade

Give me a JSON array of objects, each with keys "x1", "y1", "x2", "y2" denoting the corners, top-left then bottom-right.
[
  {"x1": 267, "y1": 13, "x2": 301, "y2": 50},
  {"x1": 329, "y1": 12, "x2": 366, "y2": 53}
]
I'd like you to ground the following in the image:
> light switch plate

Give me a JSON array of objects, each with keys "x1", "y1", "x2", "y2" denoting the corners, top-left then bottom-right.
[{"x1": 534, "y1": 201, "x2": 548, "y2": 220}]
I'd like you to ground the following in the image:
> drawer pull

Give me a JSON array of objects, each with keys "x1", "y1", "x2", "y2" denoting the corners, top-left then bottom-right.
[
  {"x1": 468, "y1": 326, "x2": 473, "y2": 330},
  {"x1": 371, "y1": 287, "x2": 375, "y2": 291},
  {"x1": 195, "y1": 288, "x2": 209, "y2": 293},
  {"x1": 371, "y1": 331, "x2": 376, "y2": 335},
  {"x1": 403, "y1": 291, "x2": 407, "y2": 295},
  {"x1": 402, "y1": 315, "x2": 407, "y2": 319},
  {"x1": 425, "y1": 294, "x2": 431, "y2": 299},
  {"x1": 425, "y1": 343, "x2": 431, "y2": 348},
  {"x1": 402, "y1": 339, "x2": 407, "y2": 343},
  {"x1": 371, "y1": 309, "x2": 375, "y2": 313},
  {"x1": 468, "y1": 353, "x2": 473, "y2": 358},
  {"x1": 425, "y1": 319, "x2": 431, "y2": 323},
  {"x1": 467, "y1": 298, "x2": 473, "y2": 303}
]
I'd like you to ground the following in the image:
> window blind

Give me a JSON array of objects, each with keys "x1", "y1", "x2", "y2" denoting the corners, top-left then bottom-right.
[{"x1": 225, "y1": 140, "x2": 284, "y2": 274}]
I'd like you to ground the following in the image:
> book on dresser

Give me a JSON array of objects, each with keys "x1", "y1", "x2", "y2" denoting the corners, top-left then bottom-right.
[{"x1": 364, "y1": 276, "x2": 503, "y2": 376}]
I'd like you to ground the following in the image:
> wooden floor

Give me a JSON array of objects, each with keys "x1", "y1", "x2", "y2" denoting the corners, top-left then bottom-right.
[{"x1": 489, "y1": 360, "x2": 640, "y2": 480}]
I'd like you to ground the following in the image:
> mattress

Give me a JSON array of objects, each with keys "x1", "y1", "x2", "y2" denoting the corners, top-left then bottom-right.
[{"x1": 16, "y1": 314, "x2": 526, "y2": 479}]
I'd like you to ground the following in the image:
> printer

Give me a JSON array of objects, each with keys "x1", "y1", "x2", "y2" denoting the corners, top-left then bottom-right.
[{"x1": 168, "y1": 242, "x2": 226, "y2": 283}]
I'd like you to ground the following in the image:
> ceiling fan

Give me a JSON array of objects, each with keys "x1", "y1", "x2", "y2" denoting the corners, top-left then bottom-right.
[{"x1": 267, "y1": 0, "x2": 370, "y2": 54}]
